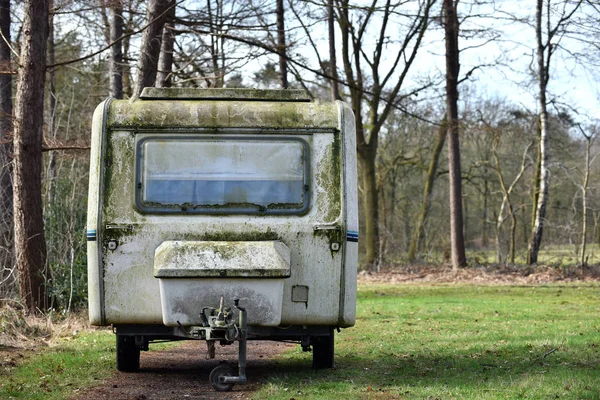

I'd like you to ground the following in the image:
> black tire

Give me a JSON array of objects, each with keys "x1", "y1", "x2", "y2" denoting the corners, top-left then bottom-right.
[
  {"x1": 116, "y1": 335, "x2": 140, "y2": 372},
  {"x1": 209, "y1": 364, "x2": 235, "y2": 392},
  {"x1": 312, "y1": 329, "x2": 335, "y2": 369}
]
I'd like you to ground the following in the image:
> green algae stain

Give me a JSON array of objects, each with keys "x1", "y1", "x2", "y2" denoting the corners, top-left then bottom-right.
[
  {"x1": 317, "y1": 133, "x2": 342, "y2": 223},
  {"x1": 107, "y1": 98, "x2": 338, "y2": 130}
]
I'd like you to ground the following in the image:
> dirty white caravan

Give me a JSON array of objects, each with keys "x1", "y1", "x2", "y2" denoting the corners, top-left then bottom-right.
[{"x1": 86, "y1": 88, "x2": 358, "y2": 391}]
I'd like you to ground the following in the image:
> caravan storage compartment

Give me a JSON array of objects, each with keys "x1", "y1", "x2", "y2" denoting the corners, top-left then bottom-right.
[{"x1": 154, "y1": 240, "x2": 291, "y2": 327}]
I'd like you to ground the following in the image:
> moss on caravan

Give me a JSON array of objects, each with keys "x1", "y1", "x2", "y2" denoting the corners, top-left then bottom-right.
[{"x1": 87, "y1": 88, "x2": 358, "y2": 390}]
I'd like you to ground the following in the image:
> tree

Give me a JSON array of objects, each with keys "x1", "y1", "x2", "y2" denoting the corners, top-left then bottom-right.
[
  {"x1": 110, "y1": 0, "x2": 124, "y2": 98},
  {"x1": 132, "y1": 0, "x2": 174, "y2": 100},
  {"x1": 493, "y1": 137, "x2": 532, "y2": 264},
  {"x1": 156, "y1": 3, "x2": 176, "y2": 88},
  {"x1": 443, "y1": 0, "x2": 466, "y2": 270},
  {"x1": 565, "y1": 124, "x2": 598, "y2": 266},
  {"x1": 407, "y1": 118, "x2": 446, "y2": 262},
  {"x1": 336, "y1": 0, "x2": 434, "y2": 269},
  {"x1": 0, "y1": 0, "x2": 12, "y2": 282},
  {"x1": 13, "y1": 0, "x2": 50, "y2": 313},
  {"x1": 528, "y1": 0, "x2": 582, "y2": 264},
  {"x1": 276, "y1": 0, "x2": 288, "y2": 88},
  {"x1": 327, "y1": 0, "x2": 339, "y2": 101}
]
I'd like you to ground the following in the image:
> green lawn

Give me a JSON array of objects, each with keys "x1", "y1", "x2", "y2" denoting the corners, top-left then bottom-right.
[
  {"x1": 0, "y1": 330, "x2": 115, "y2": 399},
  {"x1": 2, "y1": 284, "x2": 600, "y2": 399},
  {"x1": 255, "y1": 284, "x2": 600, "y2": 399},
  {"x1": 468, "y1": 244, "x2": 600, "y2": 266}
]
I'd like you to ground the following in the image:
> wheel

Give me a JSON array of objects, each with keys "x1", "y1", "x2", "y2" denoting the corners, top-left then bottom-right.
[
  {"x1": 116, "y1": 335, "x2": 140, "y2": 372},
  {"x1": 312, "y1": 329, "x2": 335, "y2": 369},
  {"x1": 209, "y1": 364, "x2": 235, "y2": 392}
]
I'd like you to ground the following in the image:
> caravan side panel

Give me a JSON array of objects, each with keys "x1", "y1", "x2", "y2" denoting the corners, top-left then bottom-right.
[
  {"x1": 339, "y1": 102, "x2": 358, "y2": 327},
  {"x1": 86, "y1": 99, "x2": 110, "y2": 325}
]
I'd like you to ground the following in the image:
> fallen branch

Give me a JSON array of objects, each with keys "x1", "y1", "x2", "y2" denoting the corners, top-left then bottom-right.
[
  {"x1": 42, "y1": 145, "x2": 90, "y2": 152},
  {"x1": 531, "y1": 347, "x2": 558, "y2": 364}
]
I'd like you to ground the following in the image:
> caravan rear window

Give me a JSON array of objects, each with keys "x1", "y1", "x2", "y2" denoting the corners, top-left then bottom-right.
[{"x1": 135, "y1": 136, "x2": 310, "y2": 214}]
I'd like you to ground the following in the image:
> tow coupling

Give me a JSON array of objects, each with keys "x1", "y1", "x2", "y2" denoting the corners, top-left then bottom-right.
[{"x1": 197, "y1": 297, "x2": 248, "y2": 392}]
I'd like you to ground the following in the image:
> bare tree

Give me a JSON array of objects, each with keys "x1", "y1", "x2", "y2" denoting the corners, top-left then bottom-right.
[
  {"x1": 13, "y1": 0, "x2": 50, "y2": 313},
  {"x1": 110, "y1": 0, "x2": 124, "y2": 98},
  {"x1": 407, "y1": 117, "x2": 446, "y2": 262},
  {"x1": 528, "y1": 0, "x2": 582, "y2": 264},
  {"x1": 0, "y1": 0, "x2": 13, "y2": 283},
  {"x1": 567, "y1": 124, "x2": 598, "y2": 266},
  {"x1": 46, "y1": 0, "x2": 59, "y2": 206},
  {"x1": 156, "y1": 3, "x2": 176, "y2": 88},
  {"x1": 132, "y1": 0, "x2": 174, "y2": 100},
  {"x1": 327, "y1": 0, "x2": 339, "y2": 100},
  {"x1": 336, "y1": 0, "x2": 435, "y2": 269},
  {"x1": 276, "y1": 0, "x2": 288, "y2": 88},
  {"x1": 493, "y1": 139, "x2": 532, "y2": 264},
  {"x1": 443, "y1": 0, "x2": 466, "y2": 270}
]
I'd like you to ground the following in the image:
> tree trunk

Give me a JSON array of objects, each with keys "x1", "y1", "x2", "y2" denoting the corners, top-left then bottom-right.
[
  {"x1": 13, "y1": 0, "x2": 49, "y2": 313},
  {"x1": 132, "y1": 0, "x2": 173, "y2": 100},
  {"x1": 207, "y1": 0, "x2": 223, "y2": 88},
  {"x1": 46, "y1": 0, "x2": 57, "y2": 205},
  {"x1": 0, "y1": 0, "x2": 12, "y2": 278},
  {"x1": 407, "y1": 118, "x2": 446, "y2": 262},
  {"x1": 110, "y1": 1, "x2": 124, "y2": 99},
  {"x1": 327, "y1": 0, "x2": 339, "y2": 100},
  {"x1": 528, "y1": 0, "x2": 550, "y2": 265},
  {"x1": 481, "y1": 175, "x2": 488, "y2": 247},
  {"x1": 443, "y1": 0, "x2": 466, "y2": 270},
  {"x1": 359, "y1": 145, "x2": 379, "y2": 270},
  {"x1": 156, "y1": 4, "x2": 175, "y2": 88},
  {"x1": 580, "y1": 134, "x2": 591, "y2": 266},
  {"x1": 122, "y1": 17, "x2": 133, "y2": 97},
  {"x1": 276, "y1": 0, "x2": 288, "y2": 88}
]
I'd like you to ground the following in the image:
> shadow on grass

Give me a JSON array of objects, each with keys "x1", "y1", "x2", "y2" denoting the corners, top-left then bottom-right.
[{"x1": 257, "y1": 343, "x2": 600, "y2": 398}]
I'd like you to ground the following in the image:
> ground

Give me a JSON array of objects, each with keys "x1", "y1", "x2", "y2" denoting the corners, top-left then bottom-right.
[
  {"x1": 2, "y1": 264, "x2": 600, "y2": 399},
  {"x1": 71, "y1": 340, "x2": 294, "y2": 400},
  {"x1": 357, "y1": 263, "x2": 600, "y2": 285}
]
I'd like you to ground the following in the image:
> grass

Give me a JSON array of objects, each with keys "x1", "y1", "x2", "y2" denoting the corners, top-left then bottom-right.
[
  {"x1": 409, "y1": 244, "x2": 600, "y2": 266},
  {"x1": 0, "y1": 325, "x2": 182, "y2": 400},
  {"x1": 255, "y1": 283, "x2": 600, "y2": 399},
  {"x1": 0, "y1": 330, "x2": 115, "y2": 399},
  {"x1": 468, "y1": 244, "x2": 600, "y2": 266},
  {"x1": 2, "y1": 283, "x2": 600, "y2": 399}
]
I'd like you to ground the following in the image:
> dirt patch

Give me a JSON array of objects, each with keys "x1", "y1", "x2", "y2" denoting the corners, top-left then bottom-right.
[
  {"x1": 71, "y1": 340, "x2": 294, "y2": 400},
  {"x1": 358, "y1": 264, "x2": 600, "y2": 285},
  {"x1": 0, "y1": 345, "x2": 35, "y2": 378}
]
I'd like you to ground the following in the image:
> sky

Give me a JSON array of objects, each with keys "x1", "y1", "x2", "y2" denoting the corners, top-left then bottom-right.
[{"x1": 291, "y1": 0, "x2": 600, "y2": 126}]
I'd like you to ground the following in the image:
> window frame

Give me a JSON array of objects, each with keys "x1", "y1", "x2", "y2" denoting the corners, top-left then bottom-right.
[{"x1": 134, "y1": 134, "x2": 311, "y2": 215}]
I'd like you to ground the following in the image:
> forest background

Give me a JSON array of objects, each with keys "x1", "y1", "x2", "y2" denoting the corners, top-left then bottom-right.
[{"x1": 1, "y1": 0, "x2": 600, "y2": 313}]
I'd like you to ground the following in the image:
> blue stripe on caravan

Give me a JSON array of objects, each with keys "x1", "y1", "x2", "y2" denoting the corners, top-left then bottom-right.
[
  {"x1": 346, "y1": 230, "x2": 359, "y2": 242},
  {"x1": 87, "y1": 229, "x2": 97, "y2": 241}
]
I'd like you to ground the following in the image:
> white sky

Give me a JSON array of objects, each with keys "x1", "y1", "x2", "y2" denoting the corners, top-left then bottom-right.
[
  {"x1": 51, "y1": 0, "x2": 600, "y2": 124},
  {"x1": 291, "y1": 0, "x2": 600, "y2": 125}
]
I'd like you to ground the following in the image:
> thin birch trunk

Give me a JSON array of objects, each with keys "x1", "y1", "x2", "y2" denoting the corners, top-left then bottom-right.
[{"x1": 528, "y1": 0, "x2": 550, "y2": 265}]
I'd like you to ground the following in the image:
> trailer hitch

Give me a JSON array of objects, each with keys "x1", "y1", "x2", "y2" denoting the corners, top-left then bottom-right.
[{"x1": 207, "y1": 297, "x2": 248, "y2": 392}]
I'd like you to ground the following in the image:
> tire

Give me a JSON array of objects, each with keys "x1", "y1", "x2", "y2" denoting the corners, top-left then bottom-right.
[
  {"x1": 209, "y1": 364, "x2": 235, "y2": 392},
  {"x1": 116, "y1": 335, "x2": 140, "y2": 372},
  {"x1": 312, "y1": 329, "x2": 335, "y2": 369}
]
